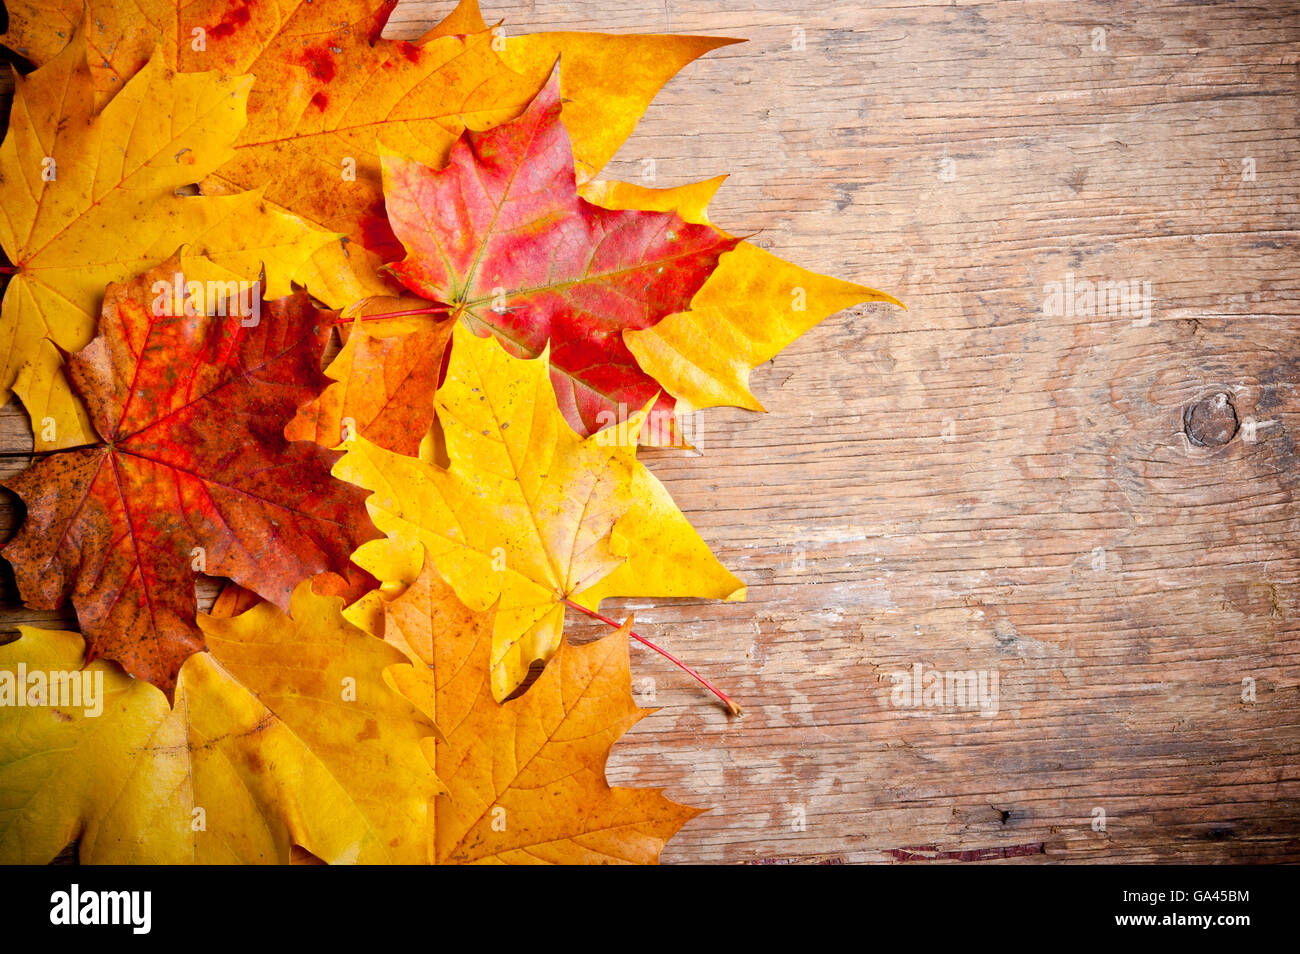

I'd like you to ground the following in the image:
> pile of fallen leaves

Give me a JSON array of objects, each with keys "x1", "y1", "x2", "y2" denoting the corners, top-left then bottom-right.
[{"x1": 0, "y1": 0, "x2": 897, "y2": 864}]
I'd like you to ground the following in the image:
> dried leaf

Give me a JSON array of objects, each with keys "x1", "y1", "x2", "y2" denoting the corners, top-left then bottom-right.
[
  {"x1": 286, "y1": 299, "x2": 454, "y2": 456},
  {"x1": 3, "y1": 1, "x2": 735, "y2": 306},
  {"x1": 424, "y1": 0, "x2": 743, "y2": 183},
  {"x1": 0, "y1": 29, "x2": 336, "y2": 450},
  {"x1": 3, "y1": 256, "x2": 377, "y2": 694},
  {"x1": 384, "y1": 553, "x2": 700, "y2": 864},
  {"x1": 587, "y1": 177, "x2": 904, "y2": 411}
]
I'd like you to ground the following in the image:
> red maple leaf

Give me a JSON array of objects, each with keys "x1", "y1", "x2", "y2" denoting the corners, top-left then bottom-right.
[
  {"x1": 3, "y1": 256, "x2": 379, "y2": 695},
  {"x1": 381, "y1": 66, "x2": 740, "y2": 437}
]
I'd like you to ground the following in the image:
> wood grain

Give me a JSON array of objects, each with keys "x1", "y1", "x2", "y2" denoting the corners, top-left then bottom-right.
[{"x1": 1, "y1": 0, "x2": 1297, "y2": 864}]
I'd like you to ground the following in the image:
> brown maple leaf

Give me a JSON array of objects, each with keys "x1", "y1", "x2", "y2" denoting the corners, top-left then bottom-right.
[{"x1": 3, "y1": 255, "x2": 378, "y2": 694}]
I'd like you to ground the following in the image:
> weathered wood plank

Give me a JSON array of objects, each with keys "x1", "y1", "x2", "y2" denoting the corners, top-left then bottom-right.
[{"x1": 1, "y1": 0, "x2": 1296, "y2": 863}]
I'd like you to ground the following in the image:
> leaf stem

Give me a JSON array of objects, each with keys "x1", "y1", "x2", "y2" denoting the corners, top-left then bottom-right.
[
  {"x1": 562, "y1": 598, "x2": 741, "y2": 716},
  {"x1": 334, "y1": 305, "x2": 453, "y2": 325}
]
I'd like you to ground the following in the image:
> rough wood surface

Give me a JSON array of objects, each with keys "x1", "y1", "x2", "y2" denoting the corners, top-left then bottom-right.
[{"x1": 2, "y1": 0, "x2": 1297, "y2": 864}]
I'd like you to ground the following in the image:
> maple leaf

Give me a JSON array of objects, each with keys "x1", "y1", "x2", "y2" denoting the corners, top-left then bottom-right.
[
  {"x1": 0, "y1": 28, "x2": 337, "y2": 451},
  {"x1": 583, "y1": 178, "x2": 905, "y2": 411},
  {"x1": 286, "y1": 297, "x2": 454, "y2": 456},
  {"x1": 2, "y1": 0, "x2": 737, "y2": 307},
  {"x1": 336, "y1": 322, "x2": 743, "y2": 702},
  {"x1": 2, "y1": 255, "x2": 378, "y2": 695},
  {"x1": 0, "y1": 582, "x2": 437, "y2": 864},
  {"x1": 383, "y1": 67, "x2": 740, "y2": 438},
  {"x1": 382, "y1": 552, "x2": 700, "y2": 864}
]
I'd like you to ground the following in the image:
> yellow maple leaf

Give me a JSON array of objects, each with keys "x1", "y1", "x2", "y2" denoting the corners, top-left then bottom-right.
[
  {"x1": 584, "y1": 177, "x2": 904, "y2": 412},
  {"x1": 336, "y1": 322, "x2": 744, "y2": 701},
  {"x1": 0, "y1": 582, "x2": 437, "y2": 864},
  {"x1": 383, "y1": 552, "x2": 701, "y2": 864},
  {"x1": 0, "y1": 29, "x2": 335, "y2": 450}
]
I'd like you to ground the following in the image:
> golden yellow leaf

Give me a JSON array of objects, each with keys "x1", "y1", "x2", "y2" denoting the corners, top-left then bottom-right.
[
  {"x1": 383, "y1": 553, "x2": 701, "y2": 864},
  {"x1": 0, "y1": 582, "x2": 437, "y2": 864},
  {"x1": 580, "y1": 175, "x2": 727, "y2": 225},
  {"x1": 0, "y1": 29, "x2": 335, "y2": 450},
  {"x1": 424, "y1": 0, "x2": 495, "y2": 40},
  {"x1": 1, "y1": 0, "x2": 140, "y2": 90},
  {"x1": 336, "y1": 322, "x2": 743, "y2": 701},
  {"x1": 586, "y1": 178, "x2": 904, "y2": 412}
]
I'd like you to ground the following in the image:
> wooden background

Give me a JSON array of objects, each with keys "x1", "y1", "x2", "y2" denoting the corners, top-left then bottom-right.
[{"x1": 2, "y1": 0, "x2": 1297, "y2": 863}]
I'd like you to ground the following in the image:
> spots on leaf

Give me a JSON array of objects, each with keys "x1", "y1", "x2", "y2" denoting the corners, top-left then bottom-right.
[
  {"x1": 209, "y1": 0, "x2": 253, "y2": 40},
  {"x1": 300, "y1": 45, "x2": 337, "y2": 83}
]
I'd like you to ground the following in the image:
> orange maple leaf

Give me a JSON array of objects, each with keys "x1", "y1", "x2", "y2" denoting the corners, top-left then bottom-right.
[{"x1": 382, "y1": 552, "x2": 702, "y2": 864}]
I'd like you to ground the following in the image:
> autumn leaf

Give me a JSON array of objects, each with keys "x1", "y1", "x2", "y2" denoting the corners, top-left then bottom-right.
[
  {"x1": 383, "y1": 68, "x2": 740, "y2": 438},
  {"x1": 337, "y1": 322, "x2": 743, "y2": 701},
  {"x1": 0, "y1": 581, "x2": 436, "y2": 864},
  {"x1": 582, "y1": 177, "x2": 905, "y2": 412},
  {"x1": 2, "y1": 255, "x2": 378, "y2": 695},
  {"x1": 0, "y1": 28, "x2": 337, "y2": 451},
  {"x1": 286, "y1": 298, "x2": 454, "y2": 456},
  {"x1": 2, "y1": 0, "x2": 735, "y2": 307},
  {"x1": 6, "y1": 0, "x2": 738, "y2": 186},
  {"x1": 423, "y1": 0, "x2": 492, "y2": 40},
  {"x1": 382, "y1": 553, "x2": 700, "y2": 864}
]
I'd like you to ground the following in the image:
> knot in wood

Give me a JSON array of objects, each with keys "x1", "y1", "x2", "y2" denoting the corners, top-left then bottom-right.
[{"x1": 1184, "y1": 392, "x2": 1238, "y2": 446}]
